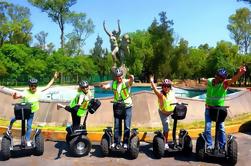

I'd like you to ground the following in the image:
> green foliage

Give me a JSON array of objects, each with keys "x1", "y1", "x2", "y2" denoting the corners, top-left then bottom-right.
[
  {"x1": 205, "y1": 41, "x2": 241, "y2": 77},
  {"x1": 127, "y1": 30, "x2": 153, "y2": 77},
  {"x1": 0, "y1": 1, "x2": 32, "y2": 47},
  {"x1": 28, "y1": 0, "x2": 77, "y2": 49},
  {"x1": 90, "y1": 35, "x2": 112, "y2": 81},
  {"x1": 227, "y1": 7, "x2": 251, "y2": 54},
  {"x1": 148, "y1": 11, "x2": 174, "y2": 79},
  {"x1": 65, "y1": 12, "x2": 94, "y2": 56}
]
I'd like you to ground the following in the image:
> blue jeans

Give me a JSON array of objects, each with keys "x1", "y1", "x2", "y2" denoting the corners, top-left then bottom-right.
[
  {"x1": 204, "y1": 109, "x2": 226, "y2": 149},
  {"x1": 9, "y1": 113, "x2": 35, "y2": 141},
  {"x1": 114, "y1": 106, "x2": 132, "y2": 144}
]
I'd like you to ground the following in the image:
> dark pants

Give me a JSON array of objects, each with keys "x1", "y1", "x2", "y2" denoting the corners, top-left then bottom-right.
[
  {"x1": 65, "y1": 106, "x2": 81, "y2": 131},
  {"x1": 114, "y1": 106, "x2": 132, "y2": 144}
]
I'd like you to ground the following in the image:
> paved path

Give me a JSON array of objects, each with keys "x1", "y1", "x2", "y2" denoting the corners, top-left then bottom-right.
[{"x1": 0, "y1": 132, "x2": 251, "y2": 166}]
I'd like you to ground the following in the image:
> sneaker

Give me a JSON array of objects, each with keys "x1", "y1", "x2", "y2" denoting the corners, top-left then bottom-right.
[
  {"x1": 165, "y1": 143, "x2": 169, "y2": 149},
  {"x1": 219, "y1": 146, "x2": 226, "y2": 154},
  {"x1": 206, "y1": 146, "x2": 213, "y2": 153},
  {"x1": 26, "y1": 141, "x2": 32, "y2": 147},
  {"x1": 111, "y1": 143, "x2": 116, "y2": 148},
  {"x1": 123, "y1": 143, "x2": 128, "y2": 149},
  {"x1": 115, "y1": 144, "x2": 121, "y2": 150},
  {"x1": 6, "y1": 126, "x2": 12, "y2": 135}
]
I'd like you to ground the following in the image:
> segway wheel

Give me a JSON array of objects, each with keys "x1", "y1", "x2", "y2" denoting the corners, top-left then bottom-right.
[
  {"x1": 196, "y1": 135, "x2": 205, "y2": 161},
  {"x1": 183, "y1": 135, "x2": 193, "y2": 154},
  {"x1": 227, "y1": 139, "x2": 238, "y2": 165},
  {"x1": 153, "y1": 135, "x2": 165, "y2": 159},
  {"x1": 100, "y1": 136, "x2": 109, "y2": 157},
  {"x1": 128, "y1": 136, "x2": 139, "y2": 159},
  {"x1": 1, "y1": 136, "x2": 11, "y2": 160},
  {"x1": 69, "y1": 135, "x2": 91, "y2": 157},
  {"x1": 33, "y1": 132, "x2": 44, "y2": 156}
]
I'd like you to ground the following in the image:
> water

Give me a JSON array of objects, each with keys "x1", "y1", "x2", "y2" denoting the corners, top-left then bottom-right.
[{"x1": 40, "y1": 86, "x2": 239, "y2": 101}]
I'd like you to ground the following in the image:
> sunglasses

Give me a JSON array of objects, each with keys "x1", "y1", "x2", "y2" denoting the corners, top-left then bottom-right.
[
  {"x1": 162, "y1": 85, "x2": 171, "y2": 88},
  {"x1": 217, "y1": 75, "x2": 226, "y2": 80},
  {"x1": 30, "y1": 84, "x2": 37, "y2": 88}
]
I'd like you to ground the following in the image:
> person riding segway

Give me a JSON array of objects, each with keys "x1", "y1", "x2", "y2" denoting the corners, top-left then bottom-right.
[
  {"x1": 196, "y1": 66, "x2": 246, "y2": 165},
  {"x1": 57, "y1": 80, "x2": 101, "y2": 157},
  {"x1": 150, "y1": 76, "x2": 193, "y2": 158},
  {"x1": 100, "y1": 68, "x2": 140, "y2": 159},
  {"x1": 1, "y1": 73, "x2": 58, "y2": 160}
]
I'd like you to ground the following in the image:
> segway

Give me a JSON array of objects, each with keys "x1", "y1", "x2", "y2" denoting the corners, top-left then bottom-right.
[
  {"x1": 196, "y1": 106, "x2": 238, "y2": 165},
  {"x1": 65, "y1": 98, "x2": 101, "y2": 157},
  {"x1": 1, "y1": 102, "x2": 44, "y2": 160},
  {"x1": 152, "y1": 103, "x2": 193, "y2": 159},
  {"x1": 100, "y1": 101, "x2": 140, "y2": 159}
]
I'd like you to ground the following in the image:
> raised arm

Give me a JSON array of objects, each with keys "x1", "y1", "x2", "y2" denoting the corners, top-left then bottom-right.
[
  {"x1": 12, "y1": 92, "x2": 23, "y2": 99},
  {"x1": 128, "y1": 74, "x2": 134, "y2": 87},
  {"x1": 41, "y1": 71, "x2": 59, "y2": 92},
  {"x1": 227, "y1": 65, "x2": 246, "y2": 85},
  {"x1": 100, "y1": 82, "x2": 112, "y2": 90},
  {"x1": 103, "y1": 20, "x2": 111, "y2": 36},
  {"x1": 117, "y1": 19, "x2": 121, "y2": 36},
  {"x1": 150, "y1": 76, "x2": 162, "y2": 99},
  {"x1": 200, "y1": 78, "x2": 208, "y2": 86}
]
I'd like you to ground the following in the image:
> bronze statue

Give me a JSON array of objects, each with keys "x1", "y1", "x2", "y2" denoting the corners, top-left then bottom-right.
[
  {"x1": 103, "y1": 20, "x2": 121, "y2": 66},
  {"x1": 103, "y1": 20, "x2": 131, "y2": 77}
]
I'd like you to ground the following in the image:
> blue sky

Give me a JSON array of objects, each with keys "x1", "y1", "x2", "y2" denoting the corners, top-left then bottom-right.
[{"x1": 7, "y1": 0, "x2": 249, "y2": 53}]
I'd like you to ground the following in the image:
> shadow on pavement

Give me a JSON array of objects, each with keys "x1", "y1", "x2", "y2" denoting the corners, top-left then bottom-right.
[
  {"x1": 239, "y1": 120, "x2": 251, "y2": 135},
  {"x1": 53, "y1": 140, "x2": 72, "y2": 159},
  {"x1": 140, "y1": 142, "x2": 199, "y2": 161},
  {"x1": 0, "y1": 148, "x2": 34, "y2": 161},
  {"x1": 90, "y1": 144, "x2": 137, "y2": 160}
]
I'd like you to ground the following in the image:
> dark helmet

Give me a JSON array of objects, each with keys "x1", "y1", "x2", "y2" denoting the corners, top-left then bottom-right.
[
  {"x1": 162, "y1": 79, "x2": 172, "y2": 87},
  {"x1": 79, "y1": 80, "x2": 89, "y2": 88},
  {"x1": 28, "y1": 78, "x2": 38, "y2": 86},
  {"x1": 114, "y1": 68, "x2": 123, "y2": 77},
  {"x1": 217, "y1": 68, "x2": 228, "y2": 78}
]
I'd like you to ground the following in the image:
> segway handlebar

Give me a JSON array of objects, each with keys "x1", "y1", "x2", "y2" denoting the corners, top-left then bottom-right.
[
  {"x1": 110, "y1": 101, "x2": 123, "y2": 104},
  {"x1": 207, "y1": 106, "x2": 229, "y2": 109},
  {"x1": 170, "y1": 102, "x2": 188, "y2": 106},
  {"x1": 12, "y1": 102, "x2": 32, "y2": 106}
]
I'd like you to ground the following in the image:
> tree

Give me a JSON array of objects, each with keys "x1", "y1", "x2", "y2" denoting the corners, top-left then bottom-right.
[
  {"x1": 0, "y1": 1, "x2": 32, "y2": 47},
  {"x1": 0, "y1": 52, "x2": 7, "y2": 77},
  {"x1": 66, "y1": 12, "x2": 94, "y2": 55},
  {"x1": 148, "y1": 11, "x2": 174, "y2": 79},
  {"x1": 34, "y1": 31, "x2": 48, "y2": 50},
  {"x1": 90, "y1": 35, "x2": 111, "y2": 81},
  {"x1": 127, "y1": 30, "x2": 153, "y2": 80},
  {"x1": 28, "y1": 0, "x2": 77, "y2": 49},
  {"x1": 172, "y1": 38, "x2": 189, "y2": 79},
  {"x1": 206, "y1": 41, "x2": 240, "y2": 77},
  {"x1": 227, "y1": 8, "x2": 251, "y2": 54}
]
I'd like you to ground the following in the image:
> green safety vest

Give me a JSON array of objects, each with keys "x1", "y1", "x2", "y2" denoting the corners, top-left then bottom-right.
[
  {"x1": 22, "y1": 90, "x2": 39, "y2": 113},
  {"x1": 112, "y1": 80, "x2": 132, "y2": 106},
  {"x1": 206, "y1": 78, "x2": 227, "y2": 106},
  {"x1": 69, "y1": 91, "x2": 91, "y2": 117},
  {"x1": 158, "y1": 91, "x2": 175, "y2": 112}
]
